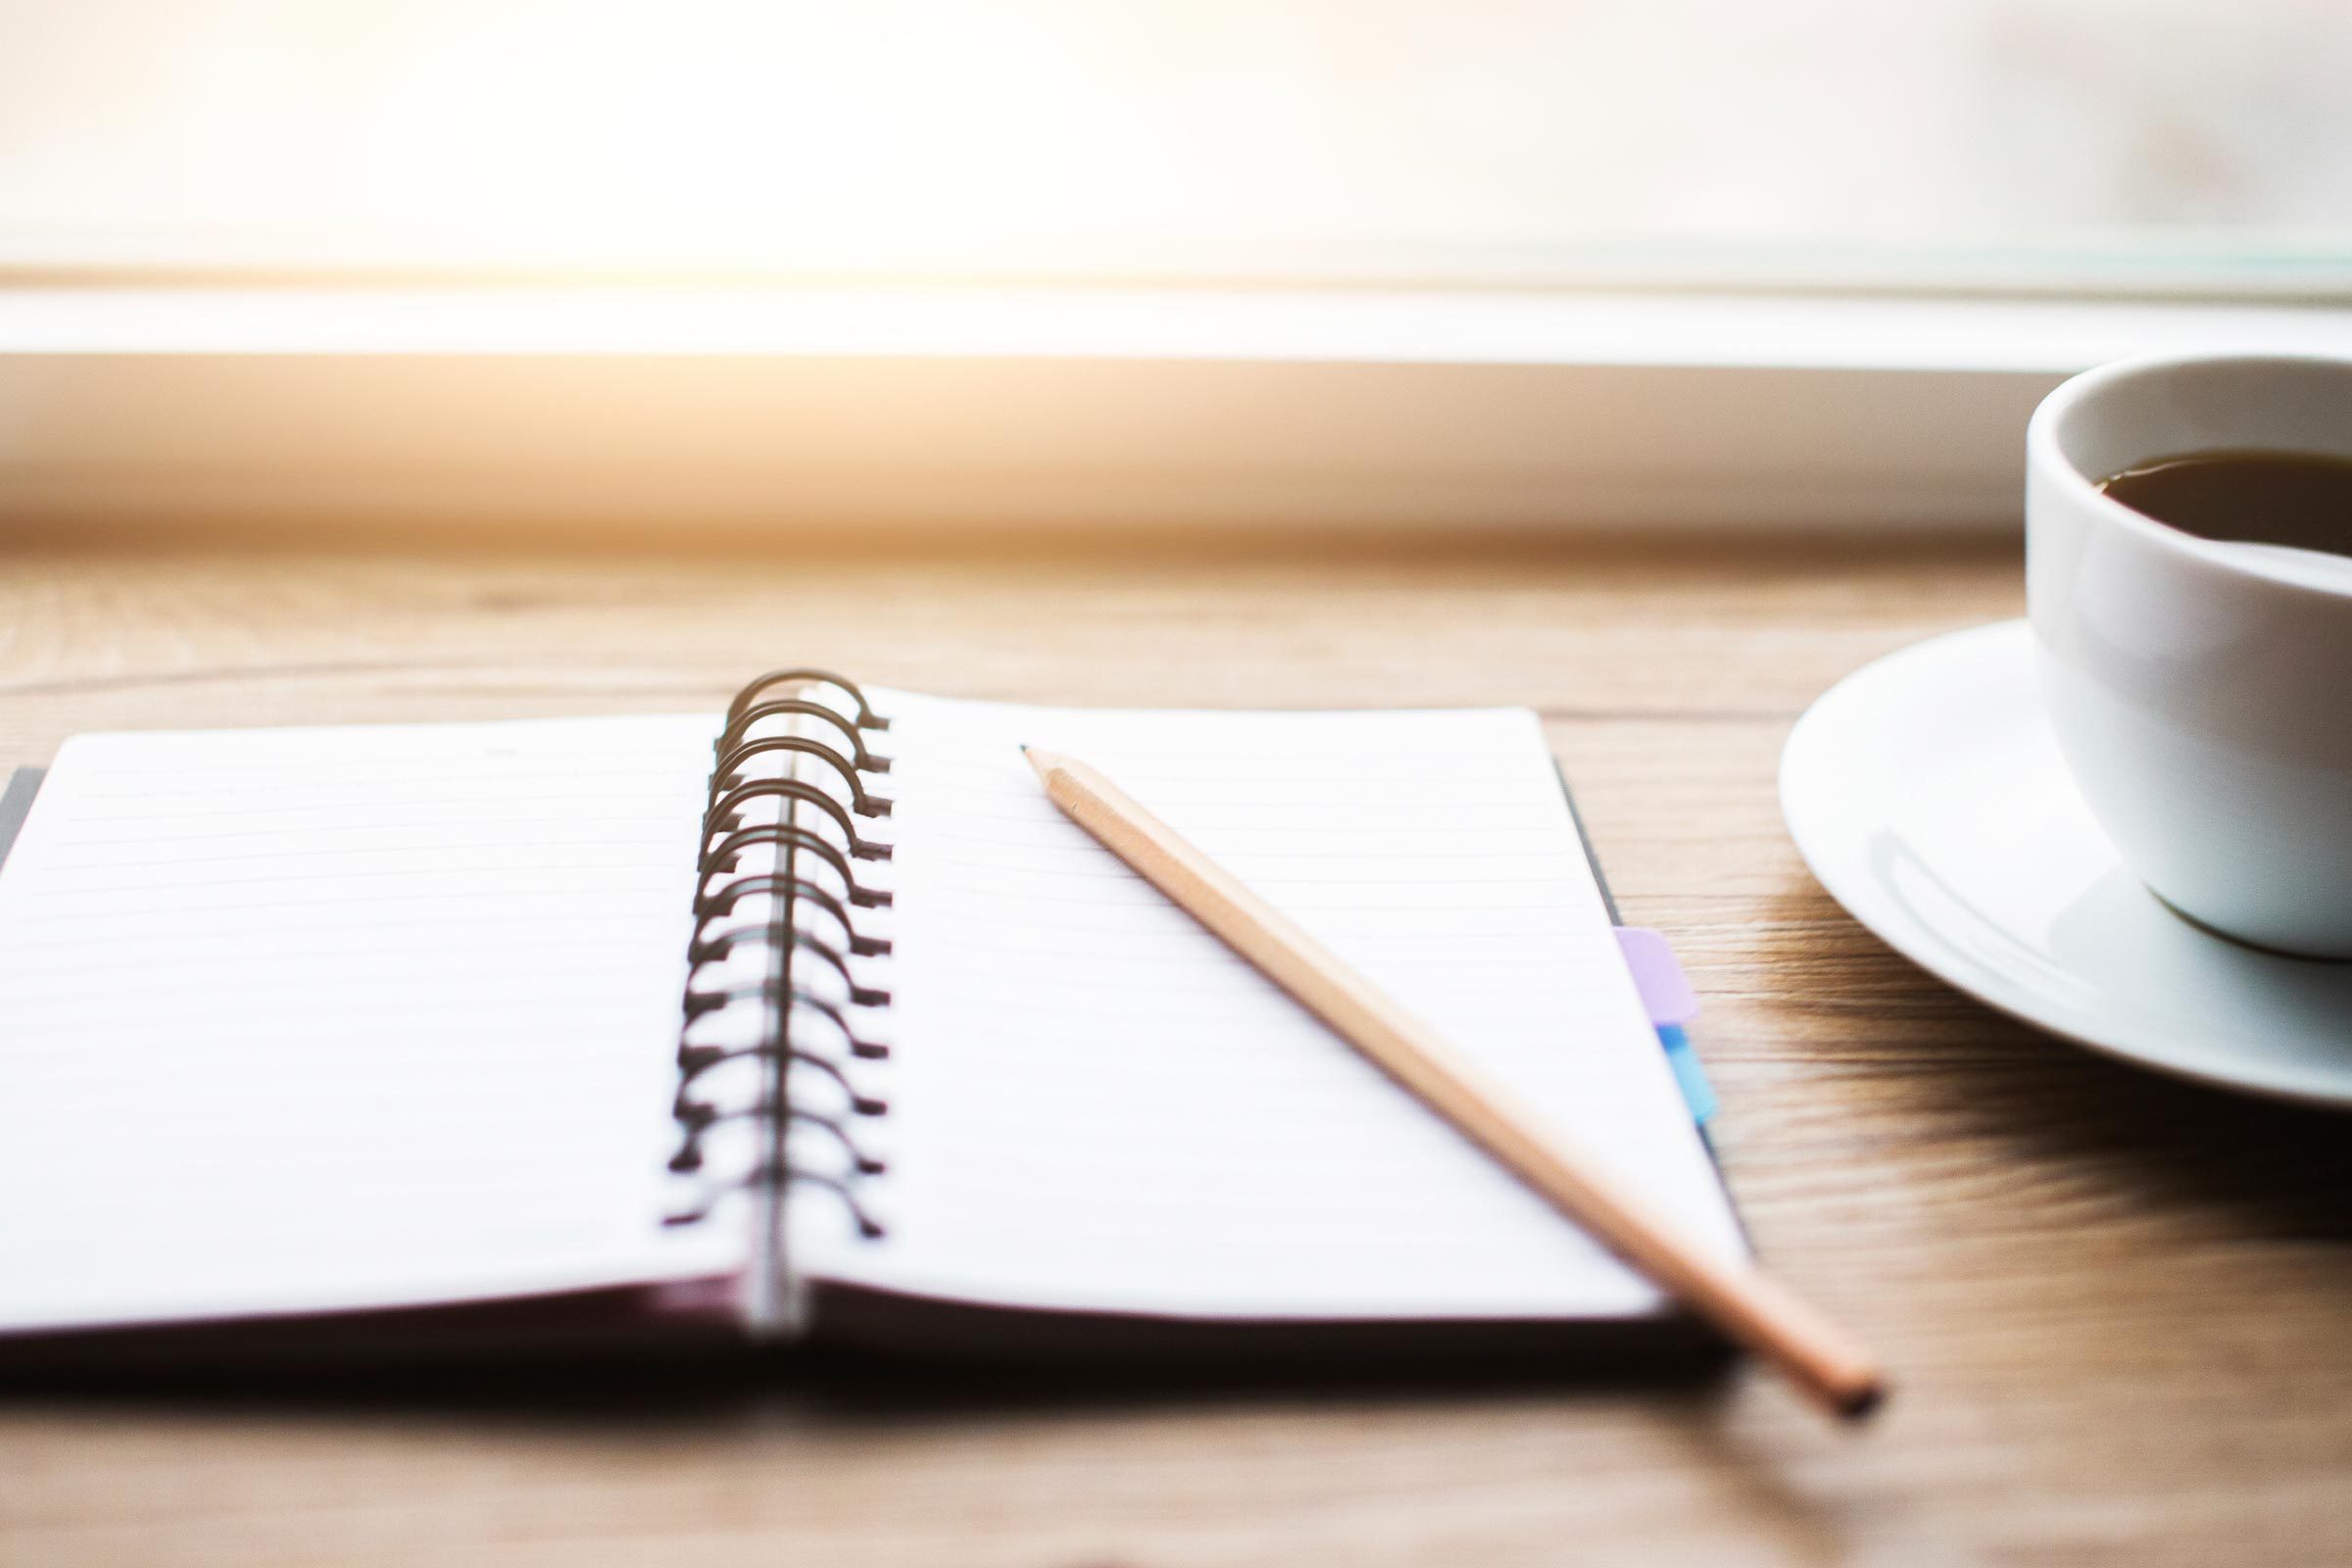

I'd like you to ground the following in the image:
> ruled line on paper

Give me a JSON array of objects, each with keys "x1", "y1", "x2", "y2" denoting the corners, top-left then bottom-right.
[
  {"x1": 0, "y1": 711, "x2": 746, "y2": 1333},
  {"x1": 790, "y1": 692, "x2": 1746, "y2": 1325}
]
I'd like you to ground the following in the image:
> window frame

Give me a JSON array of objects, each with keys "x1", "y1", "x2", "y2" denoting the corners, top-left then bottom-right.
[{"x1": 2, "y1": 285, "x2": 2348, "y2": 536}]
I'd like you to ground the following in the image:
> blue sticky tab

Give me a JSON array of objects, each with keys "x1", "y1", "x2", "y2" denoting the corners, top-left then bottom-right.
[
  {"x1": 1613, "y1": 926, "x2": 1714, "y2": 1125},
  {"x1": 1657, "y1": 1024, "x2": 1717, "y2": 1126}
]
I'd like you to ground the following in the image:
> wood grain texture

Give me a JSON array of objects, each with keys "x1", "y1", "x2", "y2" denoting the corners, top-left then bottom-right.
[{"x1": 3, "y1": 532, "x2": 2350, "y2": 1568}]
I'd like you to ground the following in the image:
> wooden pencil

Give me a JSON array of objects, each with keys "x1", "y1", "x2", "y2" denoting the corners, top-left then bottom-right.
[{"x1": 1024, "y1": 746, "x2": 1887, "y2": 1420}]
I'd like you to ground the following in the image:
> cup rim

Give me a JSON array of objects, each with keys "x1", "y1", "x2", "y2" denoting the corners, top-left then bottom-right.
[{"x1": 2027, "y1": 351, "x2": 2352, "y2": 601}]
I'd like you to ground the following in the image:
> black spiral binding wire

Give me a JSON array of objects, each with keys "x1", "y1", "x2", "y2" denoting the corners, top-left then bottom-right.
[{"x1": 663, "y1": 670, "x2": 895, "y2": 1241}]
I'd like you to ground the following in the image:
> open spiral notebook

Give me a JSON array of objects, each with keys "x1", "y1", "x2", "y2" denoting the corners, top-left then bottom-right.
[{"x1": 0, "y1": 672, "x2": 1745, "y2": 1366}]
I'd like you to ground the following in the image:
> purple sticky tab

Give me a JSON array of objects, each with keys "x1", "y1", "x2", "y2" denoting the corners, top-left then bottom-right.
[{"x1": 1614, "y1": 926, "x2": 1699, "y2": 1026}]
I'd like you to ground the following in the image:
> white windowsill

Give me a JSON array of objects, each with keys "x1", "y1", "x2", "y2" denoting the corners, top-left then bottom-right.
[{"x1": 2, "y1": 287, "x2": 2347, "y2": 536}]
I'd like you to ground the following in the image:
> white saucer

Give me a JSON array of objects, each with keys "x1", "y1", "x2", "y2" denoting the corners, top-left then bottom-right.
[{"x1": 1781, "y1": 619, "x2": 2352, "y2": 1107}]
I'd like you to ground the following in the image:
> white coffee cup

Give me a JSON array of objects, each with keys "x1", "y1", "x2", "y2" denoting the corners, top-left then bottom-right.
[{"x1": 2027, "y1": 353, "x2": 2352, "y2": 958}]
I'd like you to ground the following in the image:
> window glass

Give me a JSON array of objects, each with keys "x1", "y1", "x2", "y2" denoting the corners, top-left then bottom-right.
[{"x1": 1, "y1": 0, "x2": 2345, "y2": 294}]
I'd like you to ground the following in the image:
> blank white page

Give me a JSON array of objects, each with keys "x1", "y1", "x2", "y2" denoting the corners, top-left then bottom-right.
[
  {"x1": 795, "y1": 694, "x2": 1745, "y2": 1321},
  {"x1": 0, "y1": 714, "x2": 744, "y2": 1334}
]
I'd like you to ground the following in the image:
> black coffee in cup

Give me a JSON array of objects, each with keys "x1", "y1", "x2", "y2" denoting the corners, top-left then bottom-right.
[{"x1": 2097, "y1": 449, "x2": 2352, "y2": 558}]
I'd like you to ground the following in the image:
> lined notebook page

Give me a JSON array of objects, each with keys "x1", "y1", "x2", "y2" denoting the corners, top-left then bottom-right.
[
  {"x1": 797, "y1": 695, "x2": 1745, "y2": 1321},
  {"x1": 0, "y1": 715, "x2": 742, "y2": 1334}
]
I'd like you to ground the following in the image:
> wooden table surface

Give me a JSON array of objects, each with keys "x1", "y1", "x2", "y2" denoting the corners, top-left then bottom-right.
[{"x1": 2, "y1": 534, "x2": 2349, "y2": 1568}]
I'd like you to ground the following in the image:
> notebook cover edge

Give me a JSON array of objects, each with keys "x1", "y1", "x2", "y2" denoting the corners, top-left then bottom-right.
[
  {"x1": 1546, "y1": 755, "x2": 1751, "y2": 1244},
  {"x1": 0, "y1": 767, "x2": 43, "y2": 871}
]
